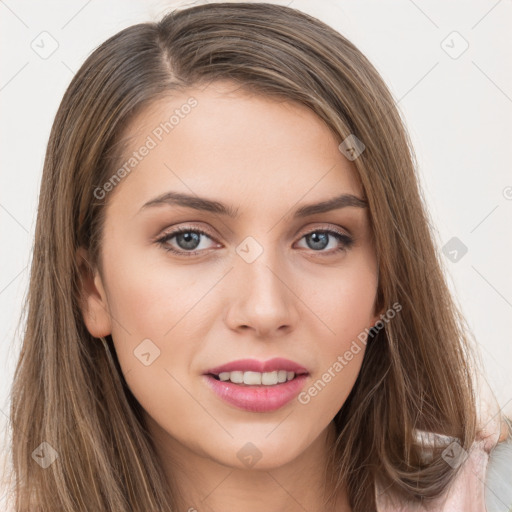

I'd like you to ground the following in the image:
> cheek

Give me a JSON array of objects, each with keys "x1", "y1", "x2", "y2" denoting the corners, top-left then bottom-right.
[
  {"x1": 294, "y1": 258, "x2": 377, "y2": 412},
  {"x1": 305, "y1": 256, "x2": 378, "y2": 342},
  {"x1": 102, "y1": 252, "x2": 205, "y2": 423},
  {"x1": 102, "y1": 243, "x2": 204, "y2": 334}
]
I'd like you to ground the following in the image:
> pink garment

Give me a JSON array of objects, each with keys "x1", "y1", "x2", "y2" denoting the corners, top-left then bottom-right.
[{"x1": 375, "y1": 379, "x2": 512, "y2": 512}]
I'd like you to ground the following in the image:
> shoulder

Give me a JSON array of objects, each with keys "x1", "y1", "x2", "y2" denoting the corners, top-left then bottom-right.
[
  {"x1": 436, "y1": 415, "x2": 512, "y2": 512},
  {"x1": 375, "y1": 376, "x2": 512, "y2": 511}
]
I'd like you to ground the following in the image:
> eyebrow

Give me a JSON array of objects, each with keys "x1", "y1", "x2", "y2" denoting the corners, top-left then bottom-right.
[{"x1": 139, "y1": 191, "x2": 368, "y2": 218}]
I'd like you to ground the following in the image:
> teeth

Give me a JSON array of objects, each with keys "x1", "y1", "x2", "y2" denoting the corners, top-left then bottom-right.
[{"x1": 217, "y1": 370, "x2": 297, "y2": 385}]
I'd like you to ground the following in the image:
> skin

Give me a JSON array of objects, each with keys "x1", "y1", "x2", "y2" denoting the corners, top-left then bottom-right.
[{"x1": 78, "y1": 80, "x2": 383, "y2": 512}]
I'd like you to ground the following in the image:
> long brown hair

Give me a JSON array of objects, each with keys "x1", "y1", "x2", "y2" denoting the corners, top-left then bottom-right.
[{"x1": 7, "y1": 2, "x2": 488, "y2": 510}]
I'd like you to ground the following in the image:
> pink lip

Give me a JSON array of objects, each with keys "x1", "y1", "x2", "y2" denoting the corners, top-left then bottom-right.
[
  {"x1": 204, "y1": 374, "x2": 309, "y2": 413},
  {"x1": 204, "y1": 357, "x2": 309, "y2": 375}
]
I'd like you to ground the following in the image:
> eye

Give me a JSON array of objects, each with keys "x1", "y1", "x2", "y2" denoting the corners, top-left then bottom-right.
[
  {"x1": 155, "y1": 225, "x2": 354, "y2": 257},
  {"x1": 295, "y1": 228, "x2": 354, "y2": 255},
  {"x1": 156, "y1": 226, "x2": 219, "y2": 256}
]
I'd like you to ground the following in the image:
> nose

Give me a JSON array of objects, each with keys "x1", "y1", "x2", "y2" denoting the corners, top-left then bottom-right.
[{"x1": 223, "y1": 246, "x2": 300, "y2": 339}]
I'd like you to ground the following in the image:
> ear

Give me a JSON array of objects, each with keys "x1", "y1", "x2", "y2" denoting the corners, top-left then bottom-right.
[{"x1": 76, "y1": 246, "x2": 112, "y2": 338}]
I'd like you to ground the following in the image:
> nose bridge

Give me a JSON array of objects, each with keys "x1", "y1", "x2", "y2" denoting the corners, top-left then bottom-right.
[
  {"x1": 226, "y1": 235, "x2": 298, "y2": 335},
  {"x1": 241, "y1": 248, "x2": 283, "y2": 296}
]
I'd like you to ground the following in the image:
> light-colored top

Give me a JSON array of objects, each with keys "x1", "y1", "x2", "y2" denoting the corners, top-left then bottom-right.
[
  {"x1": 375, "y1": 420, "x2": 512, "y2": 511},
  {"x1": 376, "y1": 376, "x2": 512, "y2": 512}
]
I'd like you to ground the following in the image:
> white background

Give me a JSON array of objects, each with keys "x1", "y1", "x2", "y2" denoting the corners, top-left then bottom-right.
[{"x1": 1, "y1": 0, "x2": 511, "y2": 466}]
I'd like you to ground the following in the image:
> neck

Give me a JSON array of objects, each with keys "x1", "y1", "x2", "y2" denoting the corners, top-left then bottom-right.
[{"x1": 145, "y1": 414, "x2": 352, "y2": 512}]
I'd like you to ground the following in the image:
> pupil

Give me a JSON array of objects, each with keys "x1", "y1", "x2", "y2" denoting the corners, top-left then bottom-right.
[
  {"x1": 307, "y1": 232, "x2": 328, "y2": 250},
  {"x1": 178, "y1": 232, "x2": 200, "y2": 250}
]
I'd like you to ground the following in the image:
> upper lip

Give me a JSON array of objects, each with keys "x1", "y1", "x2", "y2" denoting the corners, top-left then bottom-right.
[{"x1": 204, "y1": 358, "x2": 309, "y2": 376}]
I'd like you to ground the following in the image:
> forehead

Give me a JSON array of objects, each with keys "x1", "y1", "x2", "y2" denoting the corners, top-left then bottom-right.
[{"x1": 105, "y1": 81, "x2": 364, "y2": 220}]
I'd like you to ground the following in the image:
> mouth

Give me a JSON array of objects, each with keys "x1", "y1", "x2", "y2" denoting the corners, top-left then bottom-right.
[
  {"x1": 206, "y1": 369, "x2": 308, "y2": 386},
  {"x1": 202, "y1": 358, "x2": 310, "y2": 411},
  {"x1": 203, "y1": 372, "x2": 310, "y2": 412}
]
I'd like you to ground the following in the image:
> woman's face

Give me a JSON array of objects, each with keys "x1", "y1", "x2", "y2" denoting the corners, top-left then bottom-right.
[{"x1": 79, "y1": 80, "x2": 381, "y2": 472}]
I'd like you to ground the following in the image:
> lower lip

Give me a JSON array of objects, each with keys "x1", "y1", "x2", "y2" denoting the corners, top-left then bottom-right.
[{"x1": 203, "y1": 374, "x2": 309, "y2": 412}]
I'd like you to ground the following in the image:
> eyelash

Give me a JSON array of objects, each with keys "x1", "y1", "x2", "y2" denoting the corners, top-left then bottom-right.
[{"x1": 155, "y1": 225, "x2": 354, "y2": 257}]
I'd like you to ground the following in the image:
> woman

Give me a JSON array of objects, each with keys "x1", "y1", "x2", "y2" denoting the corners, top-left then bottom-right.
[{"x1": 5, "y1": 2, "x2": 511, "y2": 511}]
